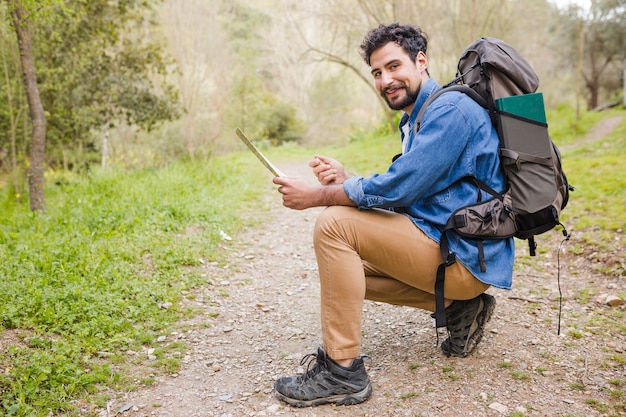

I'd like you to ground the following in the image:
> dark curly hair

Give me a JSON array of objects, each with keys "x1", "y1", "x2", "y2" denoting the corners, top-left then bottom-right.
[{"x1": 360, "y1": 23, "x2": 428, "y2": 66}]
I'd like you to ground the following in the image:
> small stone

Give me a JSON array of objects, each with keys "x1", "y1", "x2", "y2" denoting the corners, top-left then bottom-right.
[
  {"x1": 489, "y1": 402, "x2": 508, "y2": 413},
  {"x1": 606, "y1": 294, "x2": 624, "y2": 307}
]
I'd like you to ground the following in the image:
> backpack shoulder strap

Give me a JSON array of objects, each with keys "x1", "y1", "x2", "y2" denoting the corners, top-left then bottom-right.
[
  {"x1": 414, "y1": 85, "x2": 488, "y2": 135},
  {"x1": 419, "y1": 85, "x2": 489, "y2": 329}
]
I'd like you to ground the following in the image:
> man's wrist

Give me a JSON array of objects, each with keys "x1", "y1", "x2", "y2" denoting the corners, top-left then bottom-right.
[{"x1": 318, "y1": 183, "x2": 354, "y2": 207}]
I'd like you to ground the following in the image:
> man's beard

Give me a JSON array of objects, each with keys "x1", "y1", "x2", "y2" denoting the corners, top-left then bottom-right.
[{"x1": 382, "y1": 84, "x2": 419, "y2": 111}]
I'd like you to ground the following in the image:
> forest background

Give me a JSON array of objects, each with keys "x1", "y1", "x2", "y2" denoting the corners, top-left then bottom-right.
[
  {"x1": 0, "y1": 0, "x2": 625, "y2": 416},
  {"x1": 1, "y1": 0, "x2": 625, "y2": 204}
]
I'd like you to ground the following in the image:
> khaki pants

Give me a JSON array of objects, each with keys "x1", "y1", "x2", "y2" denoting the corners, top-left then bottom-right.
[{"x1": 314, "y1": 206, "x2": 490, "y2": 361}]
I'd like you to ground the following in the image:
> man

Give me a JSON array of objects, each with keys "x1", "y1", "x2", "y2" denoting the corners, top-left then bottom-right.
[{"x1": 272, "y1": 23, "x2": 514, "y2": 407}]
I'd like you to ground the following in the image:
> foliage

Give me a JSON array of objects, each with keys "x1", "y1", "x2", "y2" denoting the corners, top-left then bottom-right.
[
  {"x1": 37, "y1": 0, "x2": 181, "y2": 150},
  {"x1": 5, "y1": 0, "x2": 624, "y2": 176},
  {"x1": 219, "y1": 1, "x2": 304, "y2": 147},
  {"x1": 552, "y1": 0, "x2": 626, "y2": 109},
  {"x1": 257, "y1": 95, "x2": 305, "y2": 146},
  {"x1": 0, "y1": 156, "x2": 268, "y2": 415},
  {"x1": 0, "y1": 0, "x2": 181, "y2": 174}
]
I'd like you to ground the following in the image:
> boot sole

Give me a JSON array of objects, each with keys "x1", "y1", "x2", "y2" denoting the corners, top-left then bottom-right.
[
  {"x1": 441, "y1": 293, "x2": 496, "y2": 357},
  {"x1": 275, "y1": 382, "x2": 372, "y2": 408}
]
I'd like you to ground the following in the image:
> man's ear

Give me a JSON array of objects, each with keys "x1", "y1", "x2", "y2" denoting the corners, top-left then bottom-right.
[{"x1": 415, "y1": 51, "x2": 428, "y2": 72}]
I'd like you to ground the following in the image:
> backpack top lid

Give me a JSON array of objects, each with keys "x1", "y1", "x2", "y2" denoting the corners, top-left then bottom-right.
[{"x1": 458, "y1": 37, "x2": 540, "y2": 101}]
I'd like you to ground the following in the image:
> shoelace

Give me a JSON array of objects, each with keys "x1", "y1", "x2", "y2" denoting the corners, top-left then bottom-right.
[{"x1": 298, "y1": 352, "x2": 327, "y2": 381}]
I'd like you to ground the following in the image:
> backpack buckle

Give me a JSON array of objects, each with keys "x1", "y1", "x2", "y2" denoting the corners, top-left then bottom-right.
[{"x1": 444, "y1": 252, "x2": 456, "y2": 267}]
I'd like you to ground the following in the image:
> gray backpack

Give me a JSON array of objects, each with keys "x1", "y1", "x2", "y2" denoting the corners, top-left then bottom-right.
[{"x1": 418, "y1": 38, "x2": 573, "y2": 329}]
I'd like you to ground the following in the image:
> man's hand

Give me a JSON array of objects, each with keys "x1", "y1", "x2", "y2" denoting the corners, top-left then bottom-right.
[
  {"x1": 273, "y1": 177, "x2": 320, "y2": 210},
  {"x1": 273, "y1": 176, "x2": 355, "y2": 210},
  {"x1": 309, "y1": 155, "x2": 351, "y2": 185}
]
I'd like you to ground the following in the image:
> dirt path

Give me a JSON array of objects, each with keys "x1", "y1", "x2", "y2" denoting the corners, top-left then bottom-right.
[
  {"x1": 103, "y1": 137, "x2": 625, "y2": 417},
  {"x1": 559, "y1": 115, "x2": 624, "y2": 152}
]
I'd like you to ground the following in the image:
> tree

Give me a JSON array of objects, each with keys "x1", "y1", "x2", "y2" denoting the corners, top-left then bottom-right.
[
  {"x1": 158, "y1": 0, "x2": 231, "y2": 158},
  {"x1": 557, "y1": 0, "x2": 626, "y2": 109},
  {"x1": 582, "y1": 0, "x2": 625, "y2": 108},
  {"x1": 5, "y1": 0, "x2": 59, "y2": 211},
  {"x1": 37, "y1": 0, "x2": 180, "y2": 168},
  {"x1": 2, "y1": 0, "x2": 180, "y2": 200},
  {"x1": 218, "y1": 1, "x2": 305, "y2": 146},
  {"x1": 0, "y1": 4, "x2": 24, "y2": 197}
]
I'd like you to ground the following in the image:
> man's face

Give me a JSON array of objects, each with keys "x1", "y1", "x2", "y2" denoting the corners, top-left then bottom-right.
[{"x1": 370, "y1": 42, "x2": 428, "y2": 114}]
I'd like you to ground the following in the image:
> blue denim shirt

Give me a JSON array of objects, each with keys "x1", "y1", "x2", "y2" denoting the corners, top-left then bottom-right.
[{"x1": 343, "y1": 78, "x2": 514, "y2": 290}]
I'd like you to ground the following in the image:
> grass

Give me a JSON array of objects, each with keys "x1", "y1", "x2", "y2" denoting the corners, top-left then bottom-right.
[
  {"x1": 0, "y1": 105, "x2": 623, "y2": 416},
  {"x1": 0, "y1": 157, "x2": 269, "y2": 416},
  {"x1": 553, "y1": 108, "x2": 626, "y2": 243}
]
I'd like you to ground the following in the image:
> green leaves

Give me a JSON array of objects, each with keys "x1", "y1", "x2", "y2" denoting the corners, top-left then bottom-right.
[{"x1": 1, "y1": 0, "x2": 181, "y2": 170}]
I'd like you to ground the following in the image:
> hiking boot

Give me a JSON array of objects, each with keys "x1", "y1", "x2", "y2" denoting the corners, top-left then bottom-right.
[
  {"x1": 441, "y1": 292, "x2": 496, "y2": 357},
  {"x1": 274, "y1": 347, "x2": 372, "y2": 407}
]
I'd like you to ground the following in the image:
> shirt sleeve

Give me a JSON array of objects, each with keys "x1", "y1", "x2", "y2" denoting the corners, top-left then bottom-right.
[{"x1": 343, "y1": 95, "x2": 474, "y2": 209}]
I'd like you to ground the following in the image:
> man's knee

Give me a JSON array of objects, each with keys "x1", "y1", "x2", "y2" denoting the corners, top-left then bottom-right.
[{"x1": 314, "y1": 206, "x2": 356, "y2": 242}]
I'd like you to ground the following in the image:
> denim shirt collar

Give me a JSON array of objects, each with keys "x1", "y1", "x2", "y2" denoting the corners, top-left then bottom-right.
[{"x1": 399, "y1": 78, "x2": 440, "y2": 151}]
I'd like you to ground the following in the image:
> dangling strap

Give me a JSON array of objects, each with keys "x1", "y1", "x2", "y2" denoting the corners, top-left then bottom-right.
[
  {"x1": 434, "y1": 228, "x2": 457, "y2": 328},
  {"x1": 434, "y1": 264, "x2": 447, "y2": 328},
  {"x1": 528, "y1": 236, "x2": 537, "y2": 256}
]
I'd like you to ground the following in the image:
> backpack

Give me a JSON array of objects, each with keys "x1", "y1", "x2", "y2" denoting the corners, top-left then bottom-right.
[{"x1": 416, "y1": 37, "x2": 574, "y2": 329}]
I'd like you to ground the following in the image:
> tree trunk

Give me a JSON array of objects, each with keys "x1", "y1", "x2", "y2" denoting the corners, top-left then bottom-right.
[
  {"x1": 101, "y1": 125, "x2": 109, "y2": 169},
  {"x1": 0, "y1": 17, "x2": 20, "y2": 192},
  {"x1": 9, "y1": 0, "x2": 46, "y2": 212}
]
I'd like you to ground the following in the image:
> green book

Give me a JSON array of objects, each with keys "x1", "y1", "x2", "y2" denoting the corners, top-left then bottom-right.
[{"x1": 495, "y1": 92, "x2": 546, "y2": 124}]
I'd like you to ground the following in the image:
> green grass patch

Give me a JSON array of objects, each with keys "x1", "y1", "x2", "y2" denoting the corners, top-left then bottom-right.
[
  {"x1": 510, "y1": 370, "x2": 531, "y2": 381},
  {"x1": 546, "y1": 104, "x2": 609, "y2": 147},
  {"x1": 556, "y1": 109, "x2": 626, "y2": 241},
  {"x1": 400, "y1": 391, "x2": 417, "y2": 400},
  {"x1": 0, "y1": 158, "x2": 268, "y2": 416},
  {"x1": 568, "y1": 329, "x2": 584, "y2": 339}
]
